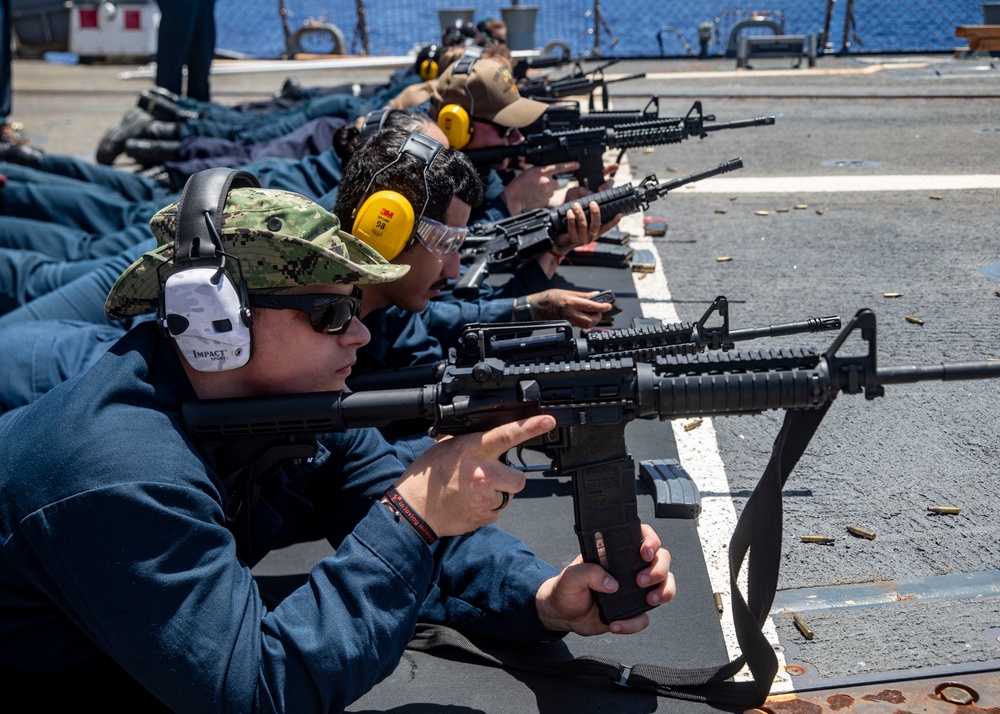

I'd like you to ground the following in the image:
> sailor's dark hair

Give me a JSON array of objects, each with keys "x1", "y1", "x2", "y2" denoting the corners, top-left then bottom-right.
[
  {"x1": 334, "y1": 126, "x2": 483, "y2": 236},
  {"x1": 332, "y1": 109, "x2": 434, "y2": 164}
]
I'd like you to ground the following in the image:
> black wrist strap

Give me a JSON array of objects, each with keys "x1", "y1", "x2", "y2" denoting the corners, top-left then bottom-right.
[
  {"x1": 513, "y1": 296, "x2": 532, "y2": 321},
  {"x1": 384, "y1": 486, "x2": 438, "y2": 545}
]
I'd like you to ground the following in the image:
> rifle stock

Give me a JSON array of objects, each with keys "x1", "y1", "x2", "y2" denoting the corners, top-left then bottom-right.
[{"x1": 183, "y1": 309, "x2": 1000, "y2": 623}]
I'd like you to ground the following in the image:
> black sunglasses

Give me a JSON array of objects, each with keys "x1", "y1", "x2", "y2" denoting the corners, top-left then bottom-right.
[
  {"x1": 249, "y1": 287, "x2": 363, "y2": 335},
  {"x1": 473, "y1": 116, "x2": 519, "y2": 139}
]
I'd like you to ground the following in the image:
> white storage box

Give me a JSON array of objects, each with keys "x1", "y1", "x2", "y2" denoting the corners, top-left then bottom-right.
[{"x1": 69, "y1": 2, "x2": 160, "y2": 59}]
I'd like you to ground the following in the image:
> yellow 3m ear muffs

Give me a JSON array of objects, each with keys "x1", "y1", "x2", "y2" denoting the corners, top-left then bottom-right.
[
  {"x1": 351, "y1": 189, "x2": 417, "y2": 261},
  {"x1": 420, "y1": 58, "x2": 440, "y2": 81},
  {"x1": 351, "y1": 131, "x2": 442, "y2": 261},
  {"x1": 416, "y1": 44, "x2": 442, "y2": 81},
  {"x1": 437, "y1": 103, "x2": 472, "y2": 150},
  {"x1": 436, "y1": 49, "x2": 481, "y2": 150}
]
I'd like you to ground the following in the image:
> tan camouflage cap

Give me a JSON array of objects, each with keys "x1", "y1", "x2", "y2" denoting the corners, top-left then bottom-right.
[{"x1": 105, "y1": 187, "x2": 408, "y2": 319}]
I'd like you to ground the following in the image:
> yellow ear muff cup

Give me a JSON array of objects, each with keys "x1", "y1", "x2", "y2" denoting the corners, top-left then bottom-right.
[
  {"x1": 420, "y1": 59, "x2": 439, "y2": 81},
  {"x1": 352, "y1": 190, "x2": 416, "y2": 261},
  {"x1": 437, "y1": 104, "x2": 472, "y2": 150}
]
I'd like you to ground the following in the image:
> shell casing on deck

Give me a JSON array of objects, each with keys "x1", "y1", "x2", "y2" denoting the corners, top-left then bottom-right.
[
  {"x1": 927, "y1": 505, "x2": 961, "y2": 515},
  {"x1": 793, "y1": 615, "x2": 815, "y2": 640},
  {"x1": 800, "y1": 535, "x2": 836, "y2": 544},
  {"x1": 846, "y1": 525, "x2": 876, "y2": 540}
]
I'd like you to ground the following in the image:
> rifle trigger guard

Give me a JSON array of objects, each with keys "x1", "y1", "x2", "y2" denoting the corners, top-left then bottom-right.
[
  {"x1": 427, "y1": 415, "x2": 441, "y2": 438},
  {"x1": 500, "y1": 446, "x2": 542, "y2": 473},
  {"x1": 502, "y1": 445, "x2": 527, "y2": 468}
]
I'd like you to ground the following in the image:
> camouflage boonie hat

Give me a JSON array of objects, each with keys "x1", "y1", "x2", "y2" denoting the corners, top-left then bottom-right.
[{"x1": 105, "y1": 187, "x2": 409, "y2": 319}]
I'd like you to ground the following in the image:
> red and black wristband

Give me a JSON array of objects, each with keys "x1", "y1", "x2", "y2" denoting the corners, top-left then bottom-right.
[{"x1": 383, "y1": 486, "x2": 438, "y2": 545}]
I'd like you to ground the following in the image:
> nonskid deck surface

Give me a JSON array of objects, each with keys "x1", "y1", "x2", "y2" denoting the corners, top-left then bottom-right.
[{"x1": 11, "y1": 52, "x2": 1000, "y2": 711}]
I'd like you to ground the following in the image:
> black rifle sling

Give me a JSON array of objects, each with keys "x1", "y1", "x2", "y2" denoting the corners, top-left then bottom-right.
[{"x1": 406, "y1": 404, "x2": 832, "y2": 708}]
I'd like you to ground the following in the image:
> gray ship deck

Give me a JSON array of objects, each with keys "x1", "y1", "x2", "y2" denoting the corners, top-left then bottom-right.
[{"x1": 11, "y1": 50, "x2": 1000, "y2": 711}]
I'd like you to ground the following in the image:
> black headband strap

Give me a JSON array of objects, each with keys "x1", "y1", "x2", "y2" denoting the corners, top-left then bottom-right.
[{"x1": 175, "y1": 168, "x2": 260, "y2": 264}]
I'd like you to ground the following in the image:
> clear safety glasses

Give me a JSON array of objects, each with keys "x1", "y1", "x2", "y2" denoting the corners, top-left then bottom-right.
[{"x1": 414, "y1": 217, "x2": 469, "y2": 259}]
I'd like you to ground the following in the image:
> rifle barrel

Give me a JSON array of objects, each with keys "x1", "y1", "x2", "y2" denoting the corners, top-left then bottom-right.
[
  {"x1": 655, "y1": 158, "x2": 743, "y2": 196},
  {"x1": 701, "y1": 116, "x2": 776, "y2": 133},
  {"x1": 601, "y1": 72, "x2": 646, "y2": 85},
  {"x1": 522, "y1": 54, "x2": 568, "y2": 70},
  {"x1": 729, "y1": 316, "x2": 841, "y2": 342},
  {"x1": 875, "y1": 362, "x2": 1000, "y2": 385}
]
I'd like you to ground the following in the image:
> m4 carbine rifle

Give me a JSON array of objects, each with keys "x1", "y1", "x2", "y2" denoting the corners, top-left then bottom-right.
[
  {"x1": 518, "y1": 58, "x2": 645, "y2": 110},
  {"x1": 183, "y1": 309, "x2": 1000, "y2": 626},
  {"x1": 346, "y1": 295, "x2": 842, "y2": 392},
  {"x1": 512, "y1": 48, "x2": 606, "y2": 81},
  {"x1": 531, "y1": 96, "x2": 682, "y2": 134},
  {"x1": 464, "y1": 100, "x2": 774, "y2": 190},
  {"x1": 455, "y1": 158, "x2": 743, "y2": 298}
]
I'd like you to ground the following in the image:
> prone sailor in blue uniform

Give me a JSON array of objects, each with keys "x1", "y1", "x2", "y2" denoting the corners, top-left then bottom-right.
[{"x1": 0, "y1": 170, "x2": 675, "y2": 709}]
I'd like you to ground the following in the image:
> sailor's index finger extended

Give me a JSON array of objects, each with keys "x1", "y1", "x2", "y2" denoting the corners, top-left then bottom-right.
[
  {"x1": 478, "y1": 414, "x2": 557, "y2": 459},
  {"x1": 540, "y1": 161, "x2": 580, "y2": 176}
]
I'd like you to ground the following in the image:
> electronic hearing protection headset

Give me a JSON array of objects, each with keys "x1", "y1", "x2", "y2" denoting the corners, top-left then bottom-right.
[
  {"x1": 351, "y1": 131, "x2": 442, "y2": 261},
  {"x1": 158, "y1": 167, "x2": 260, "y2": 372},
  {"x1": 417, "y1": 44, "x2": 441, "y2": 81},
  {"x1": 436, "y1": 45, "x2": 484, "y2": 150}
]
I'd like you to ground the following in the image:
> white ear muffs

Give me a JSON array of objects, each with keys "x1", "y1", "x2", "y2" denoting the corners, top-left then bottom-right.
[
  {"x1": 161, "y1": 168, "x2": 259, "y2": 372},
  {"x1": 162, "y1": 267, "x2": 252, "y2": 371}
]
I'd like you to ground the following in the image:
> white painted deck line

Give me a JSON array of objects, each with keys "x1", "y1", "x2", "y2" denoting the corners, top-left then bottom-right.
[
  {"x1": 675, "y1": 174, "x2": 1000, "y2": 193},
  {"x1": 615, "y1": 161, "x2": 793, "y2": 690}
]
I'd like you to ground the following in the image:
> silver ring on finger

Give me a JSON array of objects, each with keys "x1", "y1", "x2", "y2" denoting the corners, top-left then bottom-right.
[{"x1": 492, "y1": 491, "x2": 511, "y2": 511}]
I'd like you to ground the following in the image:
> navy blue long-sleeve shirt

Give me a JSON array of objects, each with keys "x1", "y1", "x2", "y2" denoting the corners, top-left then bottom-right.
[{"x1": 0, "y1": 322, "x2": 557, "y2": 710}]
